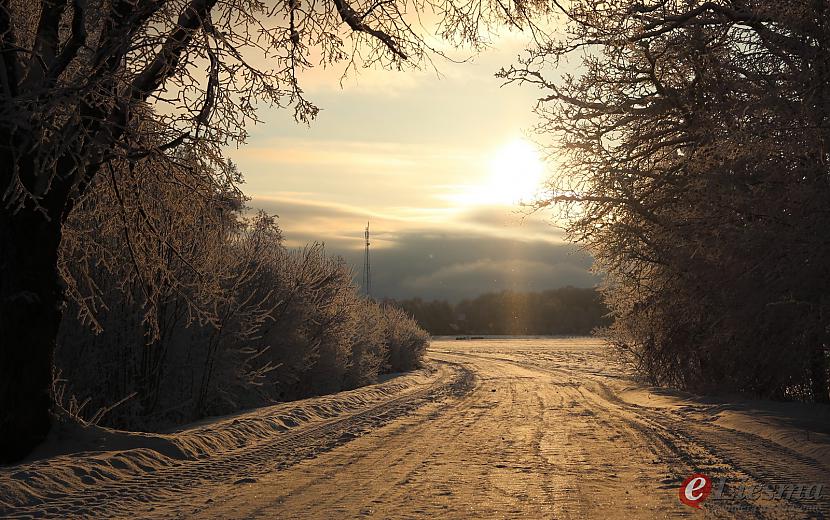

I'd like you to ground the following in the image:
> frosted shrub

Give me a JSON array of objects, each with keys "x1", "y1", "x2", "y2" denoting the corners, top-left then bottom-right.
[
  {"x1": 344, "y1": 301, "x2": 389, "y2": 389},
  {"x1": 382, "y1": 305, "x2": 429, "y2": 372},
  {"x1": 56, "y1": 184, "x2": 430, "y2": 429}
]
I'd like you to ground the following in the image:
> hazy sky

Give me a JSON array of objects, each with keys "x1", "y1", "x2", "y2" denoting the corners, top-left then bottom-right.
[{"x1": 227, "y1": 30, "x2": 598, "y2": 301}]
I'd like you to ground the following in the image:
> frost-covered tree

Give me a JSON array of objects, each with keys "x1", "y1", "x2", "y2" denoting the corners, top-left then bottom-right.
[
  {"x1": 0, "y1": 0, "x2": 543, "y2": 462},
  {"x1": 502, "y1": 1, "x2": 830, "y2": 400}
]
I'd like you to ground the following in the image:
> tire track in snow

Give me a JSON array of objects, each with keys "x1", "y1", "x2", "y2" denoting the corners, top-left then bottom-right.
[{"x1": 3, "y1": 361, "x2": 473, "y2": 519}]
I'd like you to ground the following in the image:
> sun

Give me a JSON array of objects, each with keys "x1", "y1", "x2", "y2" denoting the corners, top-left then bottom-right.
[
  {"x1": 480, "y1": 138, "x2": 545, "y2": 205},
  {"x1": 444, "y1": 138, "x2": 547, "y2": 208}
]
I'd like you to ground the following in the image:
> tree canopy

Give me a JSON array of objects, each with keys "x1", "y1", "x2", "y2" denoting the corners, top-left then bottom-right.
[
  {"x1": 0, "y1": 0, "x2": 546, "y2": 462},
  {"x1": 503, "y1": 0, "x2": 830, "y2": 400}
]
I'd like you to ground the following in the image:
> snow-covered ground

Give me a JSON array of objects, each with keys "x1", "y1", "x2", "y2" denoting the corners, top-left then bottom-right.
[{"x1": 2, "y1": 338, "x2": 829, "y2": 518}]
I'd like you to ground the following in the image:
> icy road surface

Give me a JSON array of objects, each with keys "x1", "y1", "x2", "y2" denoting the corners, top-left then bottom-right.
[{"x1": 3, "y1": 338, "x2": 829, "y2": 519}]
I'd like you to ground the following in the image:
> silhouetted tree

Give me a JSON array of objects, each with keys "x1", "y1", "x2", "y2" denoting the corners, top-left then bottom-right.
[{"x1": 0, "y1": 0, "x2": 544, "y2": 462}]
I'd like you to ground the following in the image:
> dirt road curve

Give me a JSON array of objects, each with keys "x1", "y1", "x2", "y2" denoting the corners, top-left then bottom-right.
[{"x1": 5, "y1": 339, "x2": 830, "y2": 519}]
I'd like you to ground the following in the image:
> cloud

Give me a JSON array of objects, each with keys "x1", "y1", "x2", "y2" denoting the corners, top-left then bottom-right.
[
  {"x1": 229, "y1": 25, "x2": 595, "y2": 303},
  {"x1": 250, "y1": 195, "x2": 567, "y2": 249},
  {"x1": 230, "y1": 137, "x2": 486, "y2": 214},
  {"x1": 287, "y1": 26, "x2": 536, "y2": 97},
  {"x1": 453, "y1": 204, "x2": 568, "y2": 242},
  {"x1": 249, "y1": 196, "x2": 598, "y2": 301},
  {"x1": 337, "y1": 231, "x2": 600, "y2": 301},
  {"x1": 251, "y1": 195, "x2": 454, "y2": 250},
  {"x1": 240, "y1": 139, "x2": 423, "y2": 170},
  {"x1": 402, "y1": 258, "x2": 594, "y2": 294}
]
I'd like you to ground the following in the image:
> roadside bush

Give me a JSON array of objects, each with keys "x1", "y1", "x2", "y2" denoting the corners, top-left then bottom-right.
[
  {"x1": 383, "y1": 305, "x2": 429, "y2": 372},
  {"x1": 344, "y1": 302, "x2": 388, "y2": 389},
  {"x1": 55, "y1": 157, "x2": 430, "y2": 430}
]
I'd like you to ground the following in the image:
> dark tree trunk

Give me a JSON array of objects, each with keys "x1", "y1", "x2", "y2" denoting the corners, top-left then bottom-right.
[{"x1": 0, "y1": 206, "x2": 64, "y2": 464}]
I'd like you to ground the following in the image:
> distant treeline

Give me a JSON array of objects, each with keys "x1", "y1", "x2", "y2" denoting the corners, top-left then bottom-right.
[{"x1": 391, "y1": 287, "x2": 609, "y2": 336}]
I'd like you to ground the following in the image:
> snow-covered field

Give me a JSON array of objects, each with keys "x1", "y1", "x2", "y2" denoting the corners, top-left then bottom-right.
[{"x1": 2, "y1": 338, "x2": 829, "y2": 518}]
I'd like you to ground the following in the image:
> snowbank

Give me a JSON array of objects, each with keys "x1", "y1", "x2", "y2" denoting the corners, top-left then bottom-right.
[{"x1": 0, "y1": 366, "x2": 438, "y2": 512}]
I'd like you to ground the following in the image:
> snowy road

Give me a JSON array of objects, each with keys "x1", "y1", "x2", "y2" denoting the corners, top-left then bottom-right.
[{"x1": 3, "y1": 338, "x2": 830, "y2": 519}]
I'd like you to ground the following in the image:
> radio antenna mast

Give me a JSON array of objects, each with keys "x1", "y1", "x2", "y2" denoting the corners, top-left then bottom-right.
[{"x1": 363, "y1": 221, "x2": 371, "y2": 298}]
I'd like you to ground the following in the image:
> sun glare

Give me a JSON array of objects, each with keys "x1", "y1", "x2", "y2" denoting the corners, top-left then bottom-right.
[
  {"x1": 444, "y1": 138, "x2": 546, "y2": 207},
  {"x1": 484, "y1": 139, "x2": 545, "y2": 205}
]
